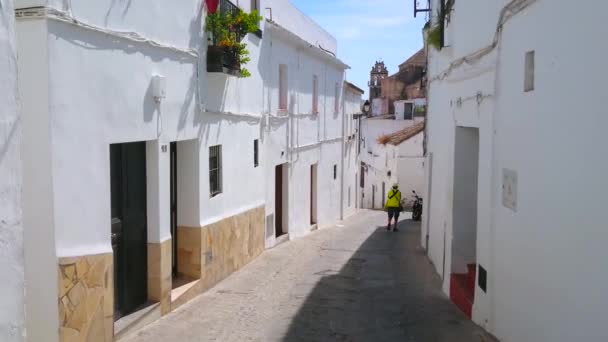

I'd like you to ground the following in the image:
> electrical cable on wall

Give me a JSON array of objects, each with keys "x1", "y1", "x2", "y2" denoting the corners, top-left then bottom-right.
[
  {"x1": 429, "y1": 0, "x2": 538, "y2": 83},
  {"x1": 17, "y1": 7, "x2": 201, "y2": 58}
]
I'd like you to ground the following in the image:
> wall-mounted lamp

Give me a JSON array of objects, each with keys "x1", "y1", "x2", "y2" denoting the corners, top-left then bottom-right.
[{"x1": 152, "y1": 75, "x2": 167, "y2": 103}]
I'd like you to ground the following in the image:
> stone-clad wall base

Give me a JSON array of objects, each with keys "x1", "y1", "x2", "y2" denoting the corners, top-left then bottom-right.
[
  {"x1": 58, "y1": 253, "x2": 113, "y2": 342},
  {"x1": 175, "y1": 206, "x2": 265, "y2": 304},
  {"x1": 148, "y1": 239, "x2": 172, "y2": 315},
  {"x1": 199, "y1": 206, "x2": 265, "y2": 291},
  {"x1": 176, "y1": 228, "x2": 202, "y2": 279}
]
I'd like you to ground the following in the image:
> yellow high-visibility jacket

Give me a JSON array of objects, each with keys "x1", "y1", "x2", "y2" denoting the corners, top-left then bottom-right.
[{"x1": 385, "y1": 189, "x2": 401, "y2": 208}]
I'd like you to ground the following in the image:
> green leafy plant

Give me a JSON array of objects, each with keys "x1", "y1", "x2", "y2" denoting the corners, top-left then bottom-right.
[
  {"x1": 206, "y1": 9, "x2": 262, "y2": 77},
  {"x1": 425, "y1": 0, "x2": 454, "y2": 51},
  {"x1": 426, "y1": 23, "x2": 443, "y2": 50}
]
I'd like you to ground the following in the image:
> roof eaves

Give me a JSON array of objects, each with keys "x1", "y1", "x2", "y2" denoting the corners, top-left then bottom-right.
[{"x1": 265, "y1": 20, "x2": 350, "y2": 70}]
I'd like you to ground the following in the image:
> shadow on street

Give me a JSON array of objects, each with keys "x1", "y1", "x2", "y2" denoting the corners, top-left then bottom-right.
[{"x1": 282, "y1": 217, "x2": 495, "y2": 342}]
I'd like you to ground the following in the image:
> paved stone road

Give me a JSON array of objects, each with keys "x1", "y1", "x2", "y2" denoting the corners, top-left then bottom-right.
[{"x1": 123, "y1": 210, "x2": 495, "y2": 342}]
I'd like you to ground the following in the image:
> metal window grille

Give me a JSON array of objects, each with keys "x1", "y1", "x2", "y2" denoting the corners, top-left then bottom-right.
[
  {"x1": 209, "y1": 145, "x2": 222, "y2": 196},
  {"x1": 254, "y1": 139, "x2": 259, "y2": 167}
]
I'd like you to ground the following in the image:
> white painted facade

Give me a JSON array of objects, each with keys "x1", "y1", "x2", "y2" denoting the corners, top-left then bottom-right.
[
  {"x1": 395, "y1": 132, "x2": 425, "y2": 203},
  {"x1": 359, "y1": 118, "x2": 424, "y2": 209},
  {"x1": 0, "y1": 1, "x2": 25, "y2": 340},
  {"x1": 341, "y1": 82, "x2": 364, "y2": 219},
  {"x1": 14, "y1": 0, "x2": 358, "y2": 339},
  {"x1": 423, "y1": 0, "x2": 608, "y2": 341}
]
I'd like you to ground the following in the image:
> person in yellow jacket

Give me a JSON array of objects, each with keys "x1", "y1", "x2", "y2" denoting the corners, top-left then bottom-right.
[{"x1": 385, "y1": 184, "x2": 402, "y2": 232}]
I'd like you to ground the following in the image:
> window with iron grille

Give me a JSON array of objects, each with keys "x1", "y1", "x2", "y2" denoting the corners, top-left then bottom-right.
[
  {"x1": 254, "y1": 139, "x2": 259, "y2": 167},
  {"x1": 209, "y1": 145, "x2": 222, "y2": 197}
]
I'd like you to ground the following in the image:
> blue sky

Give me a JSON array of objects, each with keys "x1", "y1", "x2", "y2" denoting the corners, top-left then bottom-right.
[{"x1": 289, "y1": 0, "x2": 427, "y2": 99}]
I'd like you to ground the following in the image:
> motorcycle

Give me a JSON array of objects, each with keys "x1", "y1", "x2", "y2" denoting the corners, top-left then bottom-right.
[{"x1": 411, "y1": 190, "x2": 423, "y2": 221}]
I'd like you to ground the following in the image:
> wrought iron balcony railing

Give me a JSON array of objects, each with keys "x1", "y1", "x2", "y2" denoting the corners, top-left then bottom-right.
[{"x1": 207, "y1": 0, "x2": 242, "y2": 75}]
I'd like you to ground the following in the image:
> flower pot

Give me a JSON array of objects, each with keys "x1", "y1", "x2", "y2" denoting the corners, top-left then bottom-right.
[{"x1": 206, "y1": 0, "x2": 219, "y2": 14}]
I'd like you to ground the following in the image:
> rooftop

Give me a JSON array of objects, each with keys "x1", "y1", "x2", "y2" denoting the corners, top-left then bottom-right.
[
  {"x1": 377, "y1": 121, "x2": 425, "y2": 145},
  {"x1": 399, "y1": 49, "x2": 427, "y2": 69}
]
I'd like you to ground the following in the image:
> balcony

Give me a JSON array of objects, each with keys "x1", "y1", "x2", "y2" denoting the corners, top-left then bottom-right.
[{"x1": 206, "y1": 0, "x2": 261, "y2": 76}]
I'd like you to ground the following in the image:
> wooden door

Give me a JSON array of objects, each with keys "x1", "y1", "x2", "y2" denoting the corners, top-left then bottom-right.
[
  {"x1": 275, "y1": 165, "x2": 283, "y2": 237},
  {"x1": 170, "y1": 142, "x2": 178, "y2": 277}
]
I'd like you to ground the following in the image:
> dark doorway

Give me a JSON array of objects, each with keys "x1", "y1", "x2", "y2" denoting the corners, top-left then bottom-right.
[
  {"x1": 310, "y1": 164, "x2": 318, "y2": 225},
  {"x1": 110, "y1": 142, "x2": 148, "y2": 320},
  {"x1": 275, "y1": 164, "x2": 285, "y2": 237},
  {"x1": 170, "y1": 142, "x2": 178, "y2": 277},
  {"x1": 449, "y1": 127, "x2": 480, "y2": 318}
]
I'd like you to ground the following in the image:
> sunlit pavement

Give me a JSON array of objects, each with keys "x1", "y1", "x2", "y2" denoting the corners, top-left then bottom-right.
[{"x1": 123, "y1": 210, "x2": 495, "y2": 342}]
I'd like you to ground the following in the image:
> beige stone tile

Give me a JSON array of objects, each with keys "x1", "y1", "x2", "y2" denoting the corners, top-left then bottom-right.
[
  {"x1": 59, "y1": 327, "x2": 80, "y2": 342},
  {"x1": 85, "y1": 305, "x2": 105, "y2": 342},
  {"x1": 76, "y1": 258, "x2": 90, "y2": 278},
  {"x1": 59, "y1": 253, "x2": 113, "y2": 342},
  {"x1": 85, "y1": 258, "x2": 107, "y2": 288}
]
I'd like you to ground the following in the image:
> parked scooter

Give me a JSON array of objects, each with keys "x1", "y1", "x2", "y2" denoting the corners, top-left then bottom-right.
[{"x1": 411, "y1": 190, "x2": 423, "y2": 221}]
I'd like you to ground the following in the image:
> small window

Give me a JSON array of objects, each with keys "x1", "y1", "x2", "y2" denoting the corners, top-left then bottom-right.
[
  {"x1": 279, "y1": 64, "x2": 288, "y2": 111},
  {"x1": 209, "y1": 145, "x2": 222, "y2": 197},
  {"x1": 334, "y1": 82, "x2": 340, "y2": 113},
  {"x1": 254, "y1": 139, "x2": 259, "y2": 167},
  {"x1": 360, "y1": 165, "x2": 365, "y2": 188},
  {"x1": 333, "y1": 165, "x2": 337, "y2": 180},
  {"x1": 313, "y1": 75, "x2": 319, "y2": 114},
  {"x1": 250, "y1": 0, "x2": 259, "y2": 12},
  {"x1": 524, "y1": 50, "x2": 535, "y2": 92}
]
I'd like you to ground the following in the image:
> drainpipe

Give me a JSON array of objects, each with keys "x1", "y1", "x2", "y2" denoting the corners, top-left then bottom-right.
[{"x1": 339, "y1": 82, "x2": 345, "y2": 220}]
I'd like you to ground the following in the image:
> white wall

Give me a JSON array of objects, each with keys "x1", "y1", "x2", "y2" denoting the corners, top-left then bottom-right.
[
  {"x1": 0, "y1": 1, "x2": 25, "y2": 340},
  {"x1": 16, "y1": 2, "x2": 352, "y2": 337},
  {"x1": 396, "y1": 131, "x2": 425, "y2": 198},
  {"x1": 489, "y1": 3, "x2": 608, "y2": 341},
  {"x1": 425, "y1": 0, "x2": 608, "y2": 340},
  {"x1": 359, "y1": 119, "x2": 408, "y2": 209},
  {"x1": 44, "y1": 18, "x2": 201, "y2": 257},
  {"x1": 264, "y1": 0, "x2": 337, "y2": 54},
  {"x1": 341, "y1": 85, "x2": 363, "y2": 218},
  {"x1": 18, "y1": 18, "x2": 59, "y2": 342}
]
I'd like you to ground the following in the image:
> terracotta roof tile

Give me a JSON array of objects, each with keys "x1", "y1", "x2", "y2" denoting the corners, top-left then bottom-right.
[
  {"x1": 377, "y1": 121, "x2": 425, "y2": 146},
  {"x1": 399, "y1": 48, "x2": 426, "y2": 68}
]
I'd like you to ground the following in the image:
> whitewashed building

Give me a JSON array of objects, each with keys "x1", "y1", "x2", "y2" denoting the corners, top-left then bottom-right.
[
  {"x1": 0, "y1": 0, "x2": 25, "y2": 340},
  {"x1": 341, "y1": 82, "x2": 365, "y2": 219},
  {"x1": 13, "y1": 0, "x2": 358, "y2": 340},
  {"x1": 422, "y1": 0, "x2": 608, "y2": 341},
  {"x1": 359, "y1": 115, "x2": 424, "y2": 210}
]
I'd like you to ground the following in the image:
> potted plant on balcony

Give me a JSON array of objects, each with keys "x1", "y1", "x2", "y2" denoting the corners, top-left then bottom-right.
[{"x1": 206, "y1": 4, "x2": 262, "y2": 77}]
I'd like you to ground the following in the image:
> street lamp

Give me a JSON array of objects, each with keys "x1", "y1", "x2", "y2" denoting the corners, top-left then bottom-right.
[{"x1": 362, "y1": 100, "x2": 370, "y2": 115}]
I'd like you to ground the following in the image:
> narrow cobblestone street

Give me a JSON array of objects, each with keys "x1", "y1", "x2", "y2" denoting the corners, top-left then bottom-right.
[{"x1": 123, "y1": 210, "x2": 494, "y2": 342}]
